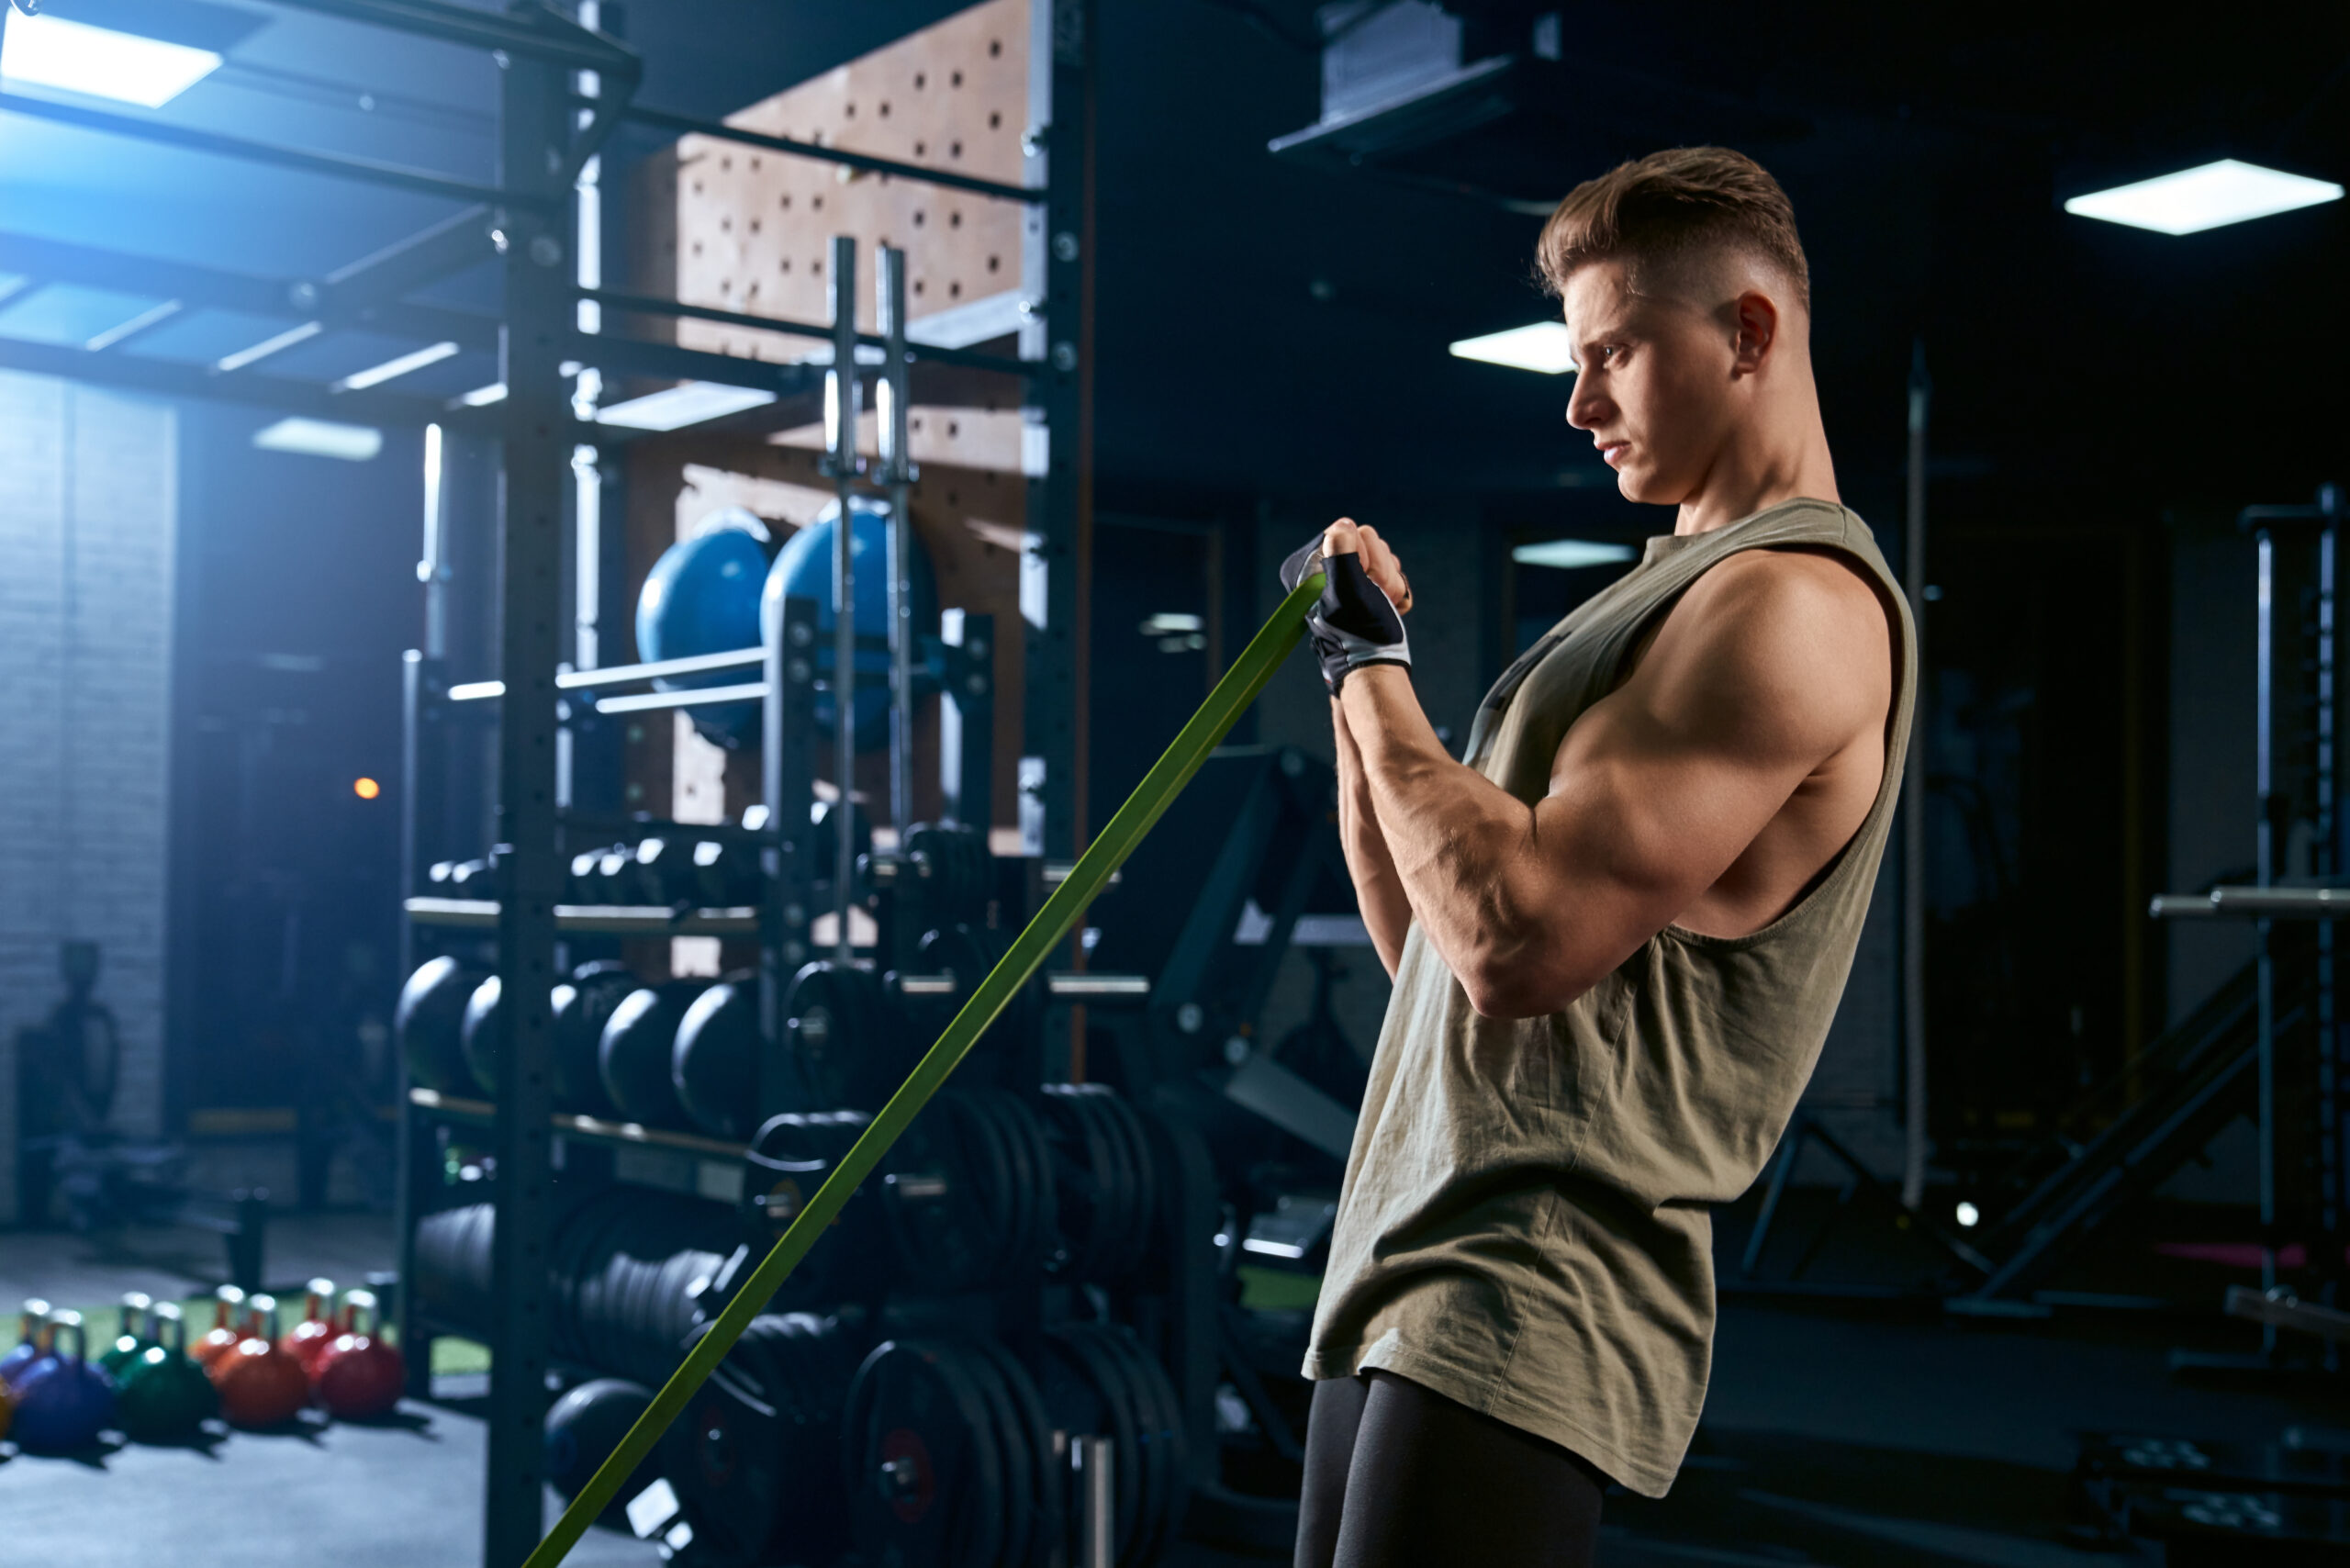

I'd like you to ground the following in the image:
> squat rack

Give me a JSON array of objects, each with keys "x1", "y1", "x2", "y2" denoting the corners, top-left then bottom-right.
[{"x1": 0, "y1": 3, "x2": 1097, "y2": 1562}]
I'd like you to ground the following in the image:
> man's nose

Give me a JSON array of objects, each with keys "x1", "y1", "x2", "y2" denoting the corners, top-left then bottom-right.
[{"x1": 1565, "y1": 375, "x2": 1603, "y2": 431}]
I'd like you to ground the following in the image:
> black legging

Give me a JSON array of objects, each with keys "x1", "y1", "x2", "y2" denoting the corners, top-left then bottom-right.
[{"x1": 1295, "y1": 1369, "x2": 1606, "y2": 1568}]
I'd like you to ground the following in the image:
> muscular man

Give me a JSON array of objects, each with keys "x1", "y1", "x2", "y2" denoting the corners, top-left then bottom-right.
[{"x1": 1289, "y1": 147, "x2": 1913, "y2": 1567}]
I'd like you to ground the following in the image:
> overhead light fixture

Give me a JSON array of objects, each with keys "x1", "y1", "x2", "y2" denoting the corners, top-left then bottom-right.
[
  {"x1": 1513, "y1": 539, "x2": 1636, "y2": 570},
  {"x1": 1450, "y1": 321, "x2": 1578, "y2": 375},
  {"x1": 453, "y1": 382, "x2": 508, "y2": 408},
  {"x1": 596, "y1": 381, "x2": 776, "y2": 431},
  {"x1": 253, "y1": 417, "x2": 383, "y2": 462},
  {"x1": 215, "y1": 320, "x2": 322, "y2": 375},
  {"x1": 2064, "y1": 159, "x2": 2344, "y2": 235},
  {"x1": 1, "y1": 11, "x2": 224, "y2": 108},
  {"x1": 1139, "y1": 612, "x2": 1203, "y2": 635},
  {"x1": 333, "y1": 341, "x2": 460, "y2": 392}
]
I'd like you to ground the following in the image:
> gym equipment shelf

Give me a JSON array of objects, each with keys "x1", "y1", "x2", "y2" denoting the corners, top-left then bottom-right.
[
  {"x1": 408, "y1": 1088, "x2": 751, "y2": 1159},
  {"x1": 403, "y1": 897, "x2": 763, "y2": 937}
]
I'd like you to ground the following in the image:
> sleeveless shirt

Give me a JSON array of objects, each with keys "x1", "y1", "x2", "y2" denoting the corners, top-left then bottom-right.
[{"x1": 1302, "y1": 498, "x2": 1916, "y2": 1498}]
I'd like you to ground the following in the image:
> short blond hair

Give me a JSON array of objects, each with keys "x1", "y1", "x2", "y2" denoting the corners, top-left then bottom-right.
[{"x1": 1536, "y1": 146, "x2": 1809, "y2": 313}]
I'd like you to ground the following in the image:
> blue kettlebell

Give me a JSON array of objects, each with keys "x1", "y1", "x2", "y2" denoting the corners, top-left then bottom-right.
[
  {"x1": 12, "y1": 1312, "x2": 118, "y2": 1452},
  {"x1": 0, "y1": 1298, "x2": 51, "y2": 1391}
]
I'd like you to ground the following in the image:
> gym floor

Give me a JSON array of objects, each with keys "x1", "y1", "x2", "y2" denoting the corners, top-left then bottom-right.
[{"x1": 0, "y1": 1213, "x2": 2322, "y2": 1566}]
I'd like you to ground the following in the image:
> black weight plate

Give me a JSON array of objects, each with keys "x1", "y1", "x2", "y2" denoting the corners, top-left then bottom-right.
[
  {"x1": 397, "y1": 955, "x2": 482, "y2": 1093},
  {"x1": 847, "y1": 1338, "x2": 1004, "y2": 1568},
  {"x1": 1101, "y1": 1324, "x2": 1187, "y2": 1564},
  {"x1": 599, "y1": 984, "x2": 691, "y2": 1126},
  {"x1": 672, "y1": 976, "x2": 760, "y2": 1139},
  {"x1": 958, "y1": 1092, "x2": 1022, "y2": 1286},
  {"x1": 955, "y1": 1341, "x2": 1036, "y2": 1568},
  {"x1": 882, "y1": 1093, "x2": 1002, "y2": 1291},
  {"x1": 1071, "y1": 1089, "x2": 1139, "y2": 1284},
  {"x1": 1102, "y1": 1092, "x2": 1160, "y2": 1284},
  {"x1": 1053, "y1": 1325, "x2": 1141, "y2": 1565},
  {"x1": 460, "y1": 973, "x2": 504, "y2": 1096},
  {"x1": 976, "y1": 1337, "x2": 1063, "y2": 1568},
  {"x1": 665, "y1": 1324, "x2": 782, "y2": 1564},
  {"x1": 553, "y1": 966, "x2": 636, "y2": 1115},
  {"x1": 782, "y1": 962, "x2": 870, "y2": 1112},
  {"x1": 1035, "y1": 1090, "x2": 1096, "y2": 1279},
  {"x1": 991, "y1": 1092, "x2": 1050, "y2": 1275}
]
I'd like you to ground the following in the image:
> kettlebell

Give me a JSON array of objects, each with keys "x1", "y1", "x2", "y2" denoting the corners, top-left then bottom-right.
[
  {"x1": 11, "y1": 1313, "x2": 118, "y2": 1452},
  {"x1": 209, "y1": 1294, "x2": 309, "y2": 1430},
  {"x1": 115, "y1": 1304, "x2": 218, "y2": 1443},
  {"x1": 311, "y1": 1289, "x2": 406, "y2": 1420},
  {"x1": 193, "y1": 1285, "x2": 247, "y2": 1370},
  {"x1": 1, "y1": 1298, "x2": 52, "y2": 1390},
  {"x1": 99, "y1": 1292, "x2": 155, "y2": 1381},
  {"x1": 280, "y1": 1277, "x2": 340, "y2": 1379}
]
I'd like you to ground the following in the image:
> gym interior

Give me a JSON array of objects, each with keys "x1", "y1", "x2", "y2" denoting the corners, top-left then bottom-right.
[{"x1": 3, "y1": 3, "x2": 2347, "y2": 1565}]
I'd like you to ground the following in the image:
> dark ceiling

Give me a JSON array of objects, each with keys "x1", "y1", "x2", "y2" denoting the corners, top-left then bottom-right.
[{"x1": 2, "y1": 0, "x2": 2344, "y2": 530}]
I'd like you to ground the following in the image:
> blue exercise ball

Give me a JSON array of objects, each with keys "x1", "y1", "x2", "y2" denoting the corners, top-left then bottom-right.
[
  {"x1": 635, "y1": 511, "x2": 771, "y2": 750},
  {"x1": 762, "y1": 498, "x2": 935, "y2": 752}
]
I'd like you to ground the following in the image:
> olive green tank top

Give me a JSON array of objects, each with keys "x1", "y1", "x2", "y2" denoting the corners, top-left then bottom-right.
[{"x1": 1303, "y1": 498, "x2": 1916, "y2": 1498}]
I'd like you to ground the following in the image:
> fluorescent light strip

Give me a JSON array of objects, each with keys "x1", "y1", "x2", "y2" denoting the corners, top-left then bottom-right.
[
  {"x1": 215, "y1": 320, "x2": 322, "y2": 374},
  {"x1": 0, "y1": 12, "x2": 223, "y2": 108},
  {"x1": 252, "y1": 417, "x2": 383, "y2": 462},
  {"x1": 333, "y1": 340, "x2": 460, "y2": 392},
  {"x1": 1450, "y1": 320, "x2": 1579, "y2": 375},
  {"x1": 2064, "y1": 159, "x2": 2344, "y2": 235},
  {"x1": 1513, "y1": 539, "x2": 1637, "y2": 570},
  {"x1": 84, "y1": 299, "x2": 181, "y2": 352},
  {"x1": 454, "y1": 382, "x2": 508, "y2": 408},
  {"x1": 596, "y1": 381, "x2": 776, "y2": 431}
]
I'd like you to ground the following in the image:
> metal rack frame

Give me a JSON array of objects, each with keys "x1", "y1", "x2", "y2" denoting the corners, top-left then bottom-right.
[{"x1": 0, "y1": 4, "x2": 1095, "y2": 1562}]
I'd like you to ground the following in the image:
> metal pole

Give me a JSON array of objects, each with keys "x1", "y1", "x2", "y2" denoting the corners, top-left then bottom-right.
[
  {"x1": 483, "y1": 47, "x2": 572, "y2": 1568},
  {"x1": 1076, "y1": 1434, "x2": 1114, "y2": 1568},
  {"x1": 2321, "y1": 516, "x2": 2342, "y2": 1367},
  {"x1": 2256, "y1": 527, "x2": 2279, "y2": 1352},
  {"x1": 878, "y1": 247, "x2": 917, "y2": 834},
  {"x1": 1900, "y1": 340, "x2": 1930, "y2": 1210},
  {"x1": 824, "y1": 234, "x2": 860, "y2": 959}
]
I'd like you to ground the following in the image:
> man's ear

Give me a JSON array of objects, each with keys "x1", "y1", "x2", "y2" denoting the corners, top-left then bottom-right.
[{"x1": 1730, "y1": 289, "x2": 1779, "y2": 377}]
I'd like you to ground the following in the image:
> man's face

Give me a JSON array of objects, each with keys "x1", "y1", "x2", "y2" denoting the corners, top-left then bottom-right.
[{"x1": 1560, "y1": 259, "x2": 1740, "y2": 506}]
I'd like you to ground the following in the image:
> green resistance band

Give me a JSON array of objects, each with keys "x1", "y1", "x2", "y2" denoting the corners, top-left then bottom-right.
[{"x1": 521, "y1": 570, "x2": 1326, "y2": 1568}]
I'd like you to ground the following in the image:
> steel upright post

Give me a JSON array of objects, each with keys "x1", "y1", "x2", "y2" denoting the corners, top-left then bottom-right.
[
  {"x1": 483, "y1": 49, "x2": 573, "y2": 1568},
  {"x1": 823, "y1": 234, "x2": 860, "y2": 958},
  {"x1": 1022, "y1": 0, "x2": 1097, "y2": 861},
  {"x1": 2255, "y1": 526, "x2": 2279, "y2": 1355},
  {"x1": 878, "y1": 246, "x2": 917, "y2": 835}
]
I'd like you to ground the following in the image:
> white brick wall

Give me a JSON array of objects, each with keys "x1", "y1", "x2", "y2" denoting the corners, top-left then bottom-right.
[{"x1": 0, "y1": 375, "x2": 177, "y2": 1224}]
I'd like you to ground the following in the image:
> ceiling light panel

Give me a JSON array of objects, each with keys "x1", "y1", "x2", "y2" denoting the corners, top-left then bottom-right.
[
  {"x1": 252, "y1": 417, "x2": 383, "y2": 462},
  {"x1": 1, "y1": 12, "x2": 224, "y2": 108},
  {"x1": 1450, "y1": 321, "x2": 1579, "y2": 375},
  {"x1": 1513, "y1": 540, "x2": 1637, "y2": 570},
  {"x1": 2064, "y1": 159, "x2": 2344, "y2": 235},
  {"x1": 596, "y1": 382, "x2": 777, "y2": 431}
]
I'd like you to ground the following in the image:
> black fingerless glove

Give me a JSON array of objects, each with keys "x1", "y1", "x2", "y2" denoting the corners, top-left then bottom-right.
[{"x1": 1280, "y1": 535, "x2": 1412, "y2": 695}]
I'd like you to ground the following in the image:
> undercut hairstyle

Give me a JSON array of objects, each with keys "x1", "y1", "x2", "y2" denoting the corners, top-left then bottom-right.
[{"x1": 1536, "y1": 146, "x2": 1810, "y2": 314}]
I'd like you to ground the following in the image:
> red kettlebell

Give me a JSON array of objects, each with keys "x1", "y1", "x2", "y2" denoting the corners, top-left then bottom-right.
[
  {"x1": 10, "y1": 1313, "x2": 118, "y2": 1453},
  {"x1": 280, "y1": 1277, "x2": 340, "y2": 1379},
  {"x1": 208, "y1": 1294, "x2": 309, "y2": 1430},
  {"x1": 193, "y1": 1285, "x2": 247, "y2": 1372},
  {"x1": 311, "y1": 1289, "x2": 406, "y2": 1421},
  {"x1": 1, "y1": 1299, "x2": 53, "y2": 1391}
]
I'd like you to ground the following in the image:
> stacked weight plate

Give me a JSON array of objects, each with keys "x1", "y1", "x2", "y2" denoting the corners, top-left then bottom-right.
[
  {"x1": 1039, "y1": 1084, "x2": 1163, "y2": 1284},
  {"x1": 417, "y1": 1190, "x2": 735, "y2": 1386},
  {"x1": 657, "y1": 1312, "x2": 858, "y2": 1568},
  {"x1": 879, "y1": 1088, "x2": 1058, "y2": 1292},
  {"x1": 845, "y1": 1322, "x2": 1188, "y2": 1568}
]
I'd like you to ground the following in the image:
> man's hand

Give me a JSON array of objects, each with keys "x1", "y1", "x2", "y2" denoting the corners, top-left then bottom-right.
[{"x1": 1279, "y1": 518, "x2": 1413, "y2": 695}]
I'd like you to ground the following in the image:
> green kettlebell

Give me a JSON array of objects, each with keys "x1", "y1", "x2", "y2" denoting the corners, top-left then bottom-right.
[
  {"x1": 99, "y1": 1292, "x2": 155, "y2": 1382},
  {"x1": 115, "y1": 1303, "x2": 218, "y2": 1442}
]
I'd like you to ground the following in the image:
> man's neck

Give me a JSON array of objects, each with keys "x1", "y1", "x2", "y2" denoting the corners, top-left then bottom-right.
[{"x1": 1672, "y1": 394, "x2": 1840, "y2": 537}]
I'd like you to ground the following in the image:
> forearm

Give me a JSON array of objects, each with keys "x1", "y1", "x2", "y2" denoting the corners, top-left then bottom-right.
[
  {"x1": 1332, "y1": 699, "x2": 1413, "y2": 978},
  {"x1": 1338, "y1": 666, "x2": 1562, "y2": 1013}
]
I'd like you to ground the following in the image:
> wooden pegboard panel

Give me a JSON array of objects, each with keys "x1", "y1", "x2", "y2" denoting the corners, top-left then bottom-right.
[{"x1": 660, "y1": 0, "x2": 1035, "y2": 362}]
